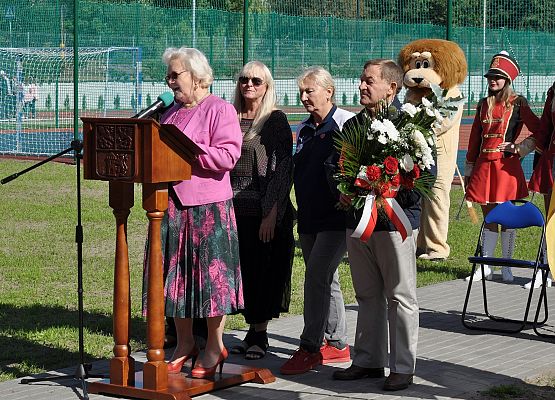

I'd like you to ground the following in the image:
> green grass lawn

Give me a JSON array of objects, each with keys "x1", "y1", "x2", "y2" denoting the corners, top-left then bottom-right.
[{"x1": 0, "y1": 157, "x2": 544, "y2": 382}]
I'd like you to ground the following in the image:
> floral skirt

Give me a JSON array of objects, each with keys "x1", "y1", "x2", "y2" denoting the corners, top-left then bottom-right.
[
  {"x1": 142, "y1": 194, "x2": 244, "y2": 318},
  {"x1": 466, "y1": 157, "x2": 529, "y2": 204}
]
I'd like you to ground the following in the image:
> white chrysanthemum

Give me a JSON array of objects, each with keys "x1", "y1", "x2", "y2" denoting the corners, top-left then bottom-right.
[
  {"x1": 425, "y1": 107, "x2": 435, "y2": 117},
  {"x1": 370, "y1": 119, "x2": 393, "y2": 144},
  {"x1": 421, "y1": 97, "x2": 432, "y2": 108},
  {"x1": 412, "y1": 129, "x2": 427, "y2": 147},
  {"x1": 421, "y1": 153, "x2": 435, "y2": 168},
  {"x1": 401, "y1": 103, "x2": 418, "y2": 117},
  {"x1": 383, "y1": 119, "x2": 399, "y2": 141},
  {"x1": 371, "y1": 119, "x2": 386, "y2": 133},
  {"x1": 420, "y1": 146, "x2": 435, "y2": 168},
  {"x1": 400, "y1": 154, "x2": 414, "y2": 172},
  {"x1": 434, "y1": 108, "x2": 444, "y2": 122}
]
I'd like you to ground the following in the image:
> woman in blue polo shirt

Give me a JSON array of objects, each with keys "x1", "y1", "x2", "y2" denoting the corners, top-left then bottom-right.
[{"x1": 280, "y1": 66, "x2": 354, "y2": 375}]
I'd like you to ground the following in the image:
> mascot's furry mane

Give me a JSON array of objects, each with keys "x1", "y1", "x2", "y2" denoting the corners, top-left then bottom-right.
[{"x1": 398, "y1": 39, "x2": 467, "y2": 90}]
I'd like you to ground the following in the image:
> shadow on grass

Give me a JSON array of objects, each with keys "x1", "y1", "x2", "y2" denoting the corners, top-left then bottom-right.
[
  {"x1": 0, "y1": 303, "x2": 147, "y2": 378},
  {"x1": 417, "y1": 259, "x2": 470, "y2": 279}
]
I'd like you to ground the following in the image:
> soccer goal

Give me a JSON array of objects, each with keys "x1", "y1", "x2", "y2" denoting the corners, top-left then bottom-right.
[{"x1": 0, "y1": 46, "x2": 141, "y2": 157}]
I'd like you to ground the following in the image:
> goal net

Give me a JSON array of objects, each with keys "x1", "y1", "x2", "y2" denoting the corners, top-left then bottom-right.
[{"x1": 0, "y1": 46, "x2": 141, "y2": 157}]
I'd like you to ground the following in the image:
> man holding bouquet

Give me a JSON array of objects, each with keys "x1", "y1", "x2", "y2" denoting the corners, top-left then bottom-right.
[{"x1": 332, "y1": 59, "x2": 421, "y2": 392}]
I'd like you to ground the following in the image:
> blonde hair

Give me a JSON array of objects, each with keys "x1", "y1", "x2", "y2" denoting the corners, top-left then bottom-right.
[
  {"x1": 162, "y1": 47, "x2": 213, "y2": 88},
  {"x1": 297, "y1": 66, "x2": 336, "y2": 103},
  {"x1": 233, "y1": 61, "x2": 277, "y2": 141},
  {"x1": 486, "y1": 80, "x2": 516, "y2": 121}
]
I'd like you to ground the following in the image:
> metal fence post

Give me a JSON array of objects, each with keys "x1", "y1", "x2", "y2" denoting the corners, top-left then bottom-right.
[
  {"x1": 327, "y1": 16, "x2": 332, "y2": 73},
  {"x1": 527, "y1": 30, "x2": 531, "y2": 101},
  {"x1": 243, "y1": 0, "x2": 249, "y2": 65},
  {"x1": 271, "y1": 13, "x2": 275, "y2": 75},
  {"x1": 73, "y1": 0, "x2": 79, "y2": 141},
  {"x1": 466, "y1": 40, "x2": 472, "y2": 116},
  {"x1": 446, "y1": 0, "x2": 453, "y2": 40}
]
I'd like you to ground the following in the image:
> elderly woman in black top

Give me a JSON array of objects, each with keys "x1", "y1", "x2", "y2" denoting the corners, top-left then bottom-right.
[{"x1": 230, "y1": 61, "x2": 295, "y2": 359}]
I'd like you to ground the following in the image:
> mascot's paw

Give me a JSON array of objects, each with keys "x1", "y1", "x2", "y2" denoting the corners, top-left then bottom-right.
[{"x1": 418, "y1": 253, "x2": 446, "y2": 262}]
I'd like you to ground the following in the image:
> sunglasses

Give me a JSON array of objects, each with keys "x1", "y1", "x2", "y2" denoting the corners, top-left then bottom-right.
[
  {"x1": 486, "y1": 74, "x2": 506, "y2": 80},
  {"x1": 238, "y1": 76, "x2": 264, "y2": 86},
  {"x1": 165, "y1": 70, "x2": 187, "y2": 83}
]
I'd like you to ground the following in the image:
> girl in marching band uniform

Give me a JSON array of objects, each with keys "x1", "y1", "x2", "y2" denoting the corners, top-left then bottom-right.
[
  {"x1": 526, "y1": 81, "x2": 555, "y2": 289},
  {"x1": 464, "y1": 51, "x2": 540, "y2": 282}
]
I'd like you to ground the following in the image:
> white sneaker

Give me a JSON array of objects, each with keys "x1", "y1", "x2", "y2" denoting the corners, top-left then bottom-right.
[
  {"x1": 501, "y1": 267, "x2": 514, "y2": 283},
  {"x1": 523, "y1": 276, "x2": 552, "y2": 289},
  {"x1": 465, "y1": 265, "x2": 493, "y2": 281}
]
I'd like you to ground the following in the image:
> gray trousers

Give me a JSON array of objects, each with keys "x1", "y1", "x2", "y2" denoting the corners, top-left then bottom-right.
[
  {"x1": 299, "y1": 231, "x2": 348, "y2": 353},
  {"x1": 346, "y1": 229, "x2": 419, "y2": 374}
]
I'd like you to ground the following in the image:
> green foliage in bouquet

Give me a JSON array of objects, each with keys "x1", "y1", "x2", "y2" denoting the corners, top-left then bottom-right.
[{"x1": 334, "y1": 84, "x2": 464, "y2": 211}]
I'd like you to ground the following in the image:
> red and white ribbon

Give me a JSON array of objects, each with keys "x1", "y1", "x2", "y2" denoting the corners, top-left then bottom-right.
[
  {"x1": 351, "y1": 192, "x2": 413, "y2": 242},
  {"x1": 351, "y1": 193, "x2": 378, "y2": 242}
]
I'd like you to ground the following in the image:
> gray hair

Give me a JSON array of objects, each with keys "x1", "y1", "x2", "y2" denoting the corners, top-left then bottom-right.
[
  {"x1": 162, "y1": 47, "x2": 213, "y2": 88},
  {"x1": 297, "y1": 66, "x2": 336, "y2": 103},
  {"x1": 363, "y1": 59, "x2": 404, "y2": 94}
]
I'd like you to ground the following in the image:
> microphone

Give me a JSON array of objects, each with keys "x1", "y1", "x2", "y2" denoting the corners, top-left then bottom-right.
[{"x1": 132, "y1": 91, "x2": 174, "y2": 119}]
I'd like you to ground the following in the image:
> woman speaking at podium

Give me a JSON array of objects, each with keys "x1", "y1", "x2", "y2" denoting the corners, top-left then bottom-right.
[{"x1": 142, "y1": 47, "x2": 243, "y2": 378}]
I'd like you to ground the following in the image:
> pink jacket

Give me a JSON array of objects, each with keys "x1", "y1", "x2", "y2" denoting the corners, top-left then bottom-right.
[{"x1": 160, "y1": 95, "x2": 242, "y2": 206}]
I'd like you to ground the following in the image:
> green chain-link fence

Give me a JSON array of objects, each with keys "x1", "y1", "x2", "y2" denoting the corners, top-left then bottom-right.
[{"x1": 1, "y1": 0, "x2": 554, "y2": 177}]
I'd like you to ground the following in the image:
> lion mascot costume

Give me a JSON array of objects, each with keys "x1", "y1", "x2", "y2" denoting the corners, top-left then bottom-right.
[{"x1": 398, "y1": 39, "x2": 467, "y2": 260}]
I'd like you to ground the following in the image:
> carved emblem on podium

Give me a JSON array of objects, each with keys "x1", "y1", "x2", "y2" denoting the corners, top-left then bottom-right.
[{"x1": 95, "y1": 124, "x2": 135, "y2": 180}]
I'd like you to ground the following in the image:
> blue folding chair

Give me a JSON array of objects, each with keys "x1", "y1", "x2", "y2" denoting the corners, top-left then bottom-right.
[{"x1": 461, "y1": 200, "x2": 550, "y2": 334}]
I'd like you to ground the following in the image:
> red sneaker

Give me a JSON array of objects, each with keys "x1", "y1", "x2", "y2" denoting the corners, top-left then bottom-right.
[
  {"x1": 320, "y1": 343, "x2": 351, "y2": 364},
  {"x1": 280, "y1": 348, "x2": 322, "y2": 375}
]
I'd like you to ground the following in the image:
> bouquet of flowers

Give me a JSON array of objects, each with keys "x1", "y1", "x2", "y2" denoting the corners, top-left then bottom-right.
[{"x1": 334, "y1": 84, "x2": 464, "y2": 242}]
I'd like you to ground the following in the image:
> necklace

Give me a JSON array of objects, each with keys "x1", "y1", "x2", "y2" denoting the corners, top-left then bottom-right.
[
  {"x1": 168, "y1": 93, "x2": 211, "y2": 126},
  {"x1": 183, "y1": 92, "x2": 211, "y2": 109},
  {"x1": 168, "y1": 104, "x2": 197, "y2": 127},
  {"x1": 241, "y1": 111, "x2": 256, "y2": 119}
]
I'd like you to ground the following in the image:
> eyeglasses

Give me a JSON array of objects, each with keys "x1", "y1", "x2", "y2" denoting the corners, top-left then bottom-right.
[
  {"x1": 165, "y1": 70, "x2": 187, "y2": 84},
  {"x1": 238, "y1": 76, "x2": 264, "y2": 86}
]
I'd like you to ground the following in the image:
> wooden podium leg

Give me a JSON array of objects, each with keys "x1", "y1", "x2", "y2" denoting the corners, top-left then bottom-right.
[
  {"x1": 143, "y1": 184, "x2": 169, "y2": 391},
  {"x1": 109, "y1": 181, "x2": 135, "y2": 386}
]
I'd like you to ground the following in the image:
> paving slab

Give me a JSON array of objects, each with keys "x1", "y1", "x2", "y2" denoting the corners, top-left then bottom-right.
[{"x1": 2, "y1": 271, "x2": 554, "y2": 399}]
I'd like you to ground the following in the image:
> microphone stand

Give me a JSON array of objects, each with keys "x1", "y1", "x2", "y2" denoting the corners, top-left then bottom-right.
[{"x1": 2, "y1": 140, "x2": 104, "y2": 400}]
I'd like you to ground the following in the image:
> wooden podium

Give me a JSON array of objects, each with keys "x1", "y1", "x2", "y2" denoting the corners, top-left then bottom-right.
[{"x1": 81, "y1": 118, "x2": 275, "y2": 400}]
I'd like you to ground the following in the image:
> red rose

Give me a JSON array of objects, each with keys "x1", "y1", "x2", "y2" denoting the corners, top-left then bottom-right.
[
  {"x1": 390, "y1": 174, "x2": 401, "y2": 187},
  {"x1": 383, "y1": 156, "x2": 399, "y2": 175},
  {"x1": 410, "y1": 165, "x2": 421, "y2": 179},
  {"x1": 366, "y1": 165, "x2": 382, "y2": 181},
  {"x1": 379, "y1": 181, "x2": 392, "y2": 195}
]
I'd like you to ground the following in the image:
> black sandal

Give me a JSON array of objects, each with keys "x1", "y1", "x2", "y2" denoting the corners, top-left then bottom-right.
[
  {"x1": 244, "y1": 330, "x2": 268, "y2": 360},
  {"x1": 230, "y1": 328, "x2": 255, "y2": 354}
]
